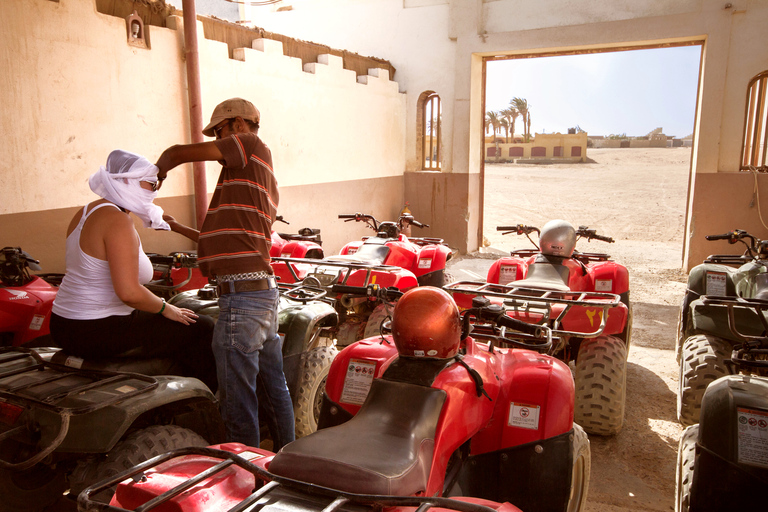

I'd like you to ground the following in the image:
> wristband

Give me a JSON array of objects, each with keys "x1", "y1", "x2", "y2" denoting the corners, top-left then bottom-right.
[{"x1": 157, "y1": 299, "x2": 166, "y2": 315}]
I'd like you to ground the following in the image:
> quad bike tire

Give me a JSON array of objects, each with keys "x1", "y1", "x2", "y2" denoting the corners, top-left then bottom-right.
[
  {"x1": 363, "y1": 303, "x2": 393, "y2": 340},
  {"x1": 0, "y1": 442, "x2": 67, "y2": 512},
  {"x1": 567, "y1": 423, "x2": 591, "y2": 512},
  {"x1": 68, "y1": 425, "x2": 208, "y2": 503},
  {"x1": 675, "y1": 424, "x2": 698, "y2": 512},
  {"x1": 294, "y1": 345, "x2": 339, "y2": 438},
  {"x1": 574, "y1": 335, "x2": 627, "y2": 436},
  {"x1": 677, "y1": 334, "x2": 732, "y2": 426}
]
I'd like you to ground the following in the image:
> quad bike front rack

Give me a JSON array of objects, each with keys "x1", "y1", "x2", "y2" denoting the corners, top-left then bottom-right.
[
  {"x1": 78, "y1": 446, "x2": 506, "y2": 512},
  {"x1": 446, "y1": 280, "x2": 622, "y2": 340},
  {"x1": 272, "y1": 256, "x2": 406, "y2": 289},
  {"x1": 0, "y1": 347, "x2": 157, "y2": 471}
]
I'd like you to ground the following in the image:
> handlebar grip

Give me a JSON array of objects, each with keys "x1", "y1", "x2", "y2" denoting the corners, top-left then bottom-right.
[
  {"x1": 496, "y1": 226, "x2": 518, "y2": 231},
  {"x1": 496, "y1": 315, "x2": 543, "y2": 336},
  {"x1": 705, "y1": 233, "x2": 733, "y2": 241},
  {"x1": 338, "y1": 214, "x2": 358, "y2": 219},
  {"x1": 411, "y1": 220, "x2": 424, "y2": 228},
  {"x1": 595, "y1": 235, "x2": 614, "y2": 243},
  {"x1": 331, "y1": 284, "x2": 369, "y2": 295}
]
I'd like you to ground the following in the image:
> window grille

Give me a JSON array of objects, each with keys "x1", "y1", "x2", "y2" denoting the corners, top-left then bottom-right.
[{"x1": 741, "y1": 71, "x2": 768, "y2": 171}]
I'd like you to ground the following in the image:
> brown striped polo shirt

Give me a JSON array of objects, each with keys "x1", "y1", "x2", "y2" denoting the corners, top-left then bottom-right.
[{"x1": 197, "y1": 132, "x2": 278, "y2": 278}]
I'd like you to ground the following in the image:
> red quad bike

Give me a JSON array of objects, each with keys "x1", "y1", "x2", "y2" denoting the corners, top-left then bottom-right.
[
  {"x1": 338, "y1": 212, "x2": 454, "y2": 288},
  {"x1": 0, "y1": 247, "x2": 63, "y2": 347},
  {"x1": 144, "y1": 216, "x2": 323, "y2": 300},
  {"x1": 474, "y1": 220, "x2": 631, "y2": 436},
  {"x1": 78, "y1": 286, "x2": 590, "y2": 512}
]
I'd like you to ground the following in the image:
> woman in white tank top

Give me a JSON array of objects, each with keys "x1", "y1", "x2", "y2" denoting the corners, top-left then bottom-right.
[{"x1": 50, "y1": 150, "x2": 217, "y2": 391}]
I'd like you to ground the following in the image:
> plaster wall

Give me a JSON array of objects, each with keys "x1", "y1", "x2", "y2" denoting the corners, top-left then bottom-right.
[
  {"x1": 259, "y1": 0, "x2": 768, "y2": 269},
  {"x1": 1, "y1": 0, "x2": 406, "y2": 272}
]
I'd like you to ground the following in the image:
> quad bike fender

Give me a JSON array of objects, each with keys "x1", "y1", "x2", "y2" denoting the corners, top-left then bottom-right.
[
  {"x1": 278, "y1": 300, "x2": 338, "y2": 392},
  {"x1": 689, "y1": 298, "x2": 765, "y2": 340},
  {"x1": 276, "y1": 240, "x2": 324, "y2": 259},
  {"x1": 584, "y1": 260, "x2": 630, "y2": 295},
  {"x1": 413, "y1": 244, "x2": 452, "y2": 275},
  {"x1": 469, "y1": 349, "x2": 574, "y2": 455},
  {"x1": 486, "y1": 257, "x2": 529, "y2": 285},
  {"x1": 322, "y1": 338, "x2": 399, "y2": 417},
  {"x1": 0, "y1": 277, "x2": 58, "y2": 344},
  {"x1": 343, "y1": 267, "x2": 419, "y2": 290},
  {"x1": 35, "y1": 376, "x2": 223, "y2": 454},
  {"x1": 560, "y1": 301, "x2": 629, "y2": 336}
]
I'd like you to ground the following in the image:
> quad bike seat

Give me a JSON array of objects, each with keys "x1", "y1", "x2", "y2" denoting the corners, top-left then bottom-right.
[
  {"x1": 269, "y1": 378, "x2": 446, "y2": 495},
  {"x1": 48, "y1": 347, "x2": 181, "y2": 376},
  {"x1": 326, "y1": 243, "x2": 391, "y2": 266},
  {"x1": 516, "y1": 254, "x2": 570, "y2": 292}
]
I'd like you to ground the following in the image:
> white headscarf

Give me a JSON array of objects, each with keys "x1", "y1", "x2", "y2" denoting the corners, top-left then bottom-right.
[{"x1": 89, "y1": 150, "x2": 170, "y2": 230}]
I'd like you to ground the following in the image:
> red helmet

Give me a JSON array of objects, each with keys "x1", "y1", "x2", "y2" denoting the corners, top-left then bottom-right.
[{"x1": 392, "y1": 287, "x2": 462, "y2": 359}]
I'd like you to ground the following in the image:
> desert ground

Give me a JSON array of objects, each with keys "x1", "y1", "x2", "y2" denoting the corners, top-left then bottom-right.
[{"x1": 448, "y1": 147, "x2": 692, "y2": 511}]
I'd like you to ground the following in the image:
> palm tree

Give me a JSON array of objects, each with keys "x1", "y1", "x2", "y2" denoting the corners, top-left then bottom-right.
[
  {"x1": 511, "y1": 97, "x2": 530, "y2": 142},
  {"x1": 500, "y1": 106, "x2": 519, "y2": 142},
  {"x1": 499, "y1": 118, "x2": 510, "y2": 143},
  {"x1": 485, "y1": 111, "x2": 502, "y2": 141}
]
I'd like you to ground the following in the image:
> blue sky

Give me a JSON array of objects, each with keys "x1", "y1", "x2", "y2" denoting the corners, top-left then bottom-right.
[{"x1": 485, "y1": 45, "x2": 702, "y2": 139}]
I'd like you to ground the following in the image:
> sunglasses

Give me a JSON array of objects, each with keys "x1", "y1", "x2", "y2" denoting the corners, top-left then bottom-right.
[{"x1": 214, "y1": 120, "x2": 233, "y2": 139}]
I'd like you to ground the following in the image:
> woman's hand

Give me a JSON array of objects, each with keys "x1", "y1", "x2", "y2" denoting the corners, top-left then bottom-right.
[{"x1": 161, "y1": 302, "x2": 199, "y2": 325}]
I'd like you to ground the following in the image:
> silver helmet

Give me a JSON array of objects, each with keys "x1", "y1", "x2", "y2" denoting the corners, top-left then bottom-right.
[{"x1": 539, "y1": 219, "x2": 577, "y2": 257}]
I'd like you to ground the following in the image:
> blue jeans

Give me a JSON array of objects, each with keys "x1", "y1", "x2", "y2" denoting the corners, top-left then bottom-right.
[{"x1": 213, "y1": 288, "x2": 295, "y2": 450}]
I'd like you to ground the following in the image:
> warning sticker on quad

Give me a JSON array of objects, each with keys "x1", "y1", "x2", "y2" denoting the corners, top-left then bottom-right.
[
  {"x1": 340, "y1": 359, "x2": 377, "y2": 405},
  {"x1": 508, "y1": 402, "x2": 540, "y2": 430},
  {"x1": 737, "y1": 407, "x2": 768, "y2": 469}
]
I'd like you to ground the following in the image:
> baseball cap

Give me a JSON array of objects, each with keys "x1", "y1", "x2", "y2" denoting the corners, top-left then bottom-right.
[{"x1": 202, "y1": 98, "x2": 261, "y2": 137}]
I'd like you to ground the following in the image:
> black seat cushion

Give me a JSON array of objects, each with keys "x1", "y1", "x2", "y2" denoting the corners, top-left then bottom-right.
[
  {"x1": 517, "y1": 254, "x2": 571, "y2": 292},
  {"x1": 269, "y1": 379, "x2": 446, "y2": 495}
]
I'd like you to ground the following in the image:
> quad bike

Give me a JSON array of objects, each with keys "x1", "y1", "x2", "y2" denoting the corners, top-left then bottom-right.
[
  {"x1": 675, "y1": 296, "x2": 768, "y2": 511},
  {"x1": 676, "y1": 229, "x2": 768, "y2": 426},
  {"x1": 78, "y1": 286, "x2": 590, "y2": 512},
  {"x1": 0, "y1": 345, "x2": 225, "y2": 512},
  {"x1": 270, "y1": 215, "x2": 324, "y2": 259},
  {"x1": 144, "y1": 216, "x2": 323, "y2": 300},
  {"x1": 337, "y1": 212, "x2": 454, "y2": 287},
  {"x1": 0, "y1": 247, "x2": 63, "y2": 347},
  {"x1": 268, "y1": 212, "x2": 452, "y2": 347},
  {"x1": 472, "y1": 220, "x2": 630, "y2": 436},
  {"x1": 168, "y1": 282, "x2": 340, "y2": 438}
]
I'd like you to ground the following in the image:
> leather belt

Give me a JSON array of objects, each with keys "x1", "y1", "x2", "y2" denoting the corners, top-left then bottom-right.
[{"x1": 216, "y1": 276, "x2": 277, "y2": 296}]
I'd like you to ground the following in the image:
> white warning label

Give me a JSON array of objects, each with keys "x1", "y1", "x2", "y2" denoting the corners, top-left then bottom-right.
[
  {"x1": 508, "y1": 402, "x2": 540, "y2": 430},
  {"x1": 705, "y1": 271, "x2": 727, "y2": 296},
  {"x1": 737, "y1": 407, "x2": 768, "y2": 469},
  {"x1": 29, "y1": 314, "x2": 45, "y2": 331},
  {"x1": 340, "y1": 359, "x2": 377, "y2": 405},
  {"x1": 499, "y1": 265, "x2": 518, "y2": 285}
]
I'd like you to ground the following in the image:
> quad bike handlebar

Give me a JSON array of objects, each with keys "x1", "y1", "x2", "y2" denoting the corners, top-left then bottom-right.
[
  {"x1": 339, "y1": 213, "x2": 429, "y2": 235},
  {"x1": 703, "y1": 229, "x2": 768, "y2": 260},
  {"x1": 495, "y1": 224, "x2": 614, "y2": 243},
  {"x1": 331, "y1": 283, "x2": 403, "y2": 302},
  {"x1": 576, "y1": 226, "x2": 614, "y2": 244}
]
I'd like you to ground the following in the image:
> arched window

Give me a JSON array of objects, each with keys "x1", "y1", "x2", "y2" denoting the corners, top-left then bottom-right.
[
  {"x1": 741, "y1": 71, "x2": 768, "y2": 170},
  {"x1": 418, "y1": 91, "x2": 441, "y2": 170}
]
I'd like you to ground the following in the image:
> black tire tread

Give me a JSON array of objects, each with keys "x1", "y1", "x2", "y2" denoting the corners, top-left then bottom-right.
[{"x1": 677, "y1": 334, "x2": 732, "y2": 426}]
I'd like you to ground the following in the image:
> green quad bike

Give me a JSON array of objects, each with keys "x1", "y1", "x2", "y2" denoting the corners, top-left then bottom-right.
[
  {"x1": 0, "y1": 281, "x2": 337, "y2": 512},
  {"x1": 677, "y1": 229, "x2": 768, "y2": 426},
  {"x1": 675, "y1": 296, "x2": 768, "y2": 511}
]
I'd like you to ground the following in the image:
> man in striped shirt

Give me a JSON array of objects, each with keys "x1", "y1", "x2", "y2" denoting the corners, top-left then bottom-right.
[{"x1": 155, "y1": 98, "x2": 294, "y2": 450}]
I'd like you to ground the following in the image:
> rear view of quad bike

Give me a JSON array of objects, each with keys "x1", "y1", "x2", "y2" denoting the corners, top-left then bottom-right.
[
  {"x1": 0, "y1": 247, "x2": 63, "y2": 347},
  {"x1": 676, "y1": 229, "x2": 768, "y2": 426},
  {"x1": 270, "y1": 215, "x2": 324, "y2": 259},
  {"x1": 0, "y1": 346, "x2": 225, "y2": 512},
  {"x1": 476, "y1": 220, "x2": 631, "y2": 436},
  {"x1": 675, "y1": 296, "x2": 768, "y2": 512},
  {"x1": 169, "y1": 282, "x2": 339, "y2": 437},
  {"x1": 79, "y1": 286, "x2": 589, "y2": 512}
]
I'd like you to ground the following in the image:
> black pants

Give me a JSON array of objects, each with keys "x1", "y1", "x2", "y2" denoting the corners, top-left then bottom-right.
[{"x1": 50, "y1": 310, "x2": 217, "y2": 392}]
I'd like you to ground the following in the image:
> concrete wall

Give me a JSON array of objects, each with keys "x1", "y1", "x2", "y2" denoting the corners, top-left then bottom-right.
[
  {"x1": 257, "y1": 0, "x2": 768, "y2": 270},
  {"x1": 485, "y1": 132, "x2": 588, "y2": 162},
  {"x1": 1, "y1": 0, "x2": 406, "y2": 273}
]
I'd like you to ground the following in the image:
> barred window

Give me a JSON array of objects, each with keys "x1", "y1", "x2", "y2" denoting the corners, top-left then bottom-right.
[
  {"x1": 741, "y1": 71, "x2": 768, "y2": 170},
  {"x1": 419, "y1": 92, "x2": 441, "y2": 170}
]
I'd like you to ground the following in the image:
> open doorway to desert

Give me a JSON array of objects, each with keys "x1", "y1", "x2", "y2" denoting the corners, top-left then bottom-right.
[{"x1": 471, "y1": 44, "x2": 703, "y2": 510}]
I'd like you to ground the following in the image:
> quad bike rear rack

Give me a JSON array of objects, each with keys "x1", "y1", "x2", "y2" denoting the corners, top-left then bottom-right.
[
  {"x1": 446, "y1": 280, "x2": 622, "y2": 340},
  {"x1": 0, "y1": 347, "x2": 157, "y2": 471},
  {"x1": 78, "y1": 446, "x2": 505, "y2": 512},
  {"x1": 700, "y1": 296, "x2": 768, "y2": 372},
  {"x1": 272, "y1": 256, "x2": 406, "y2": 289}
]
